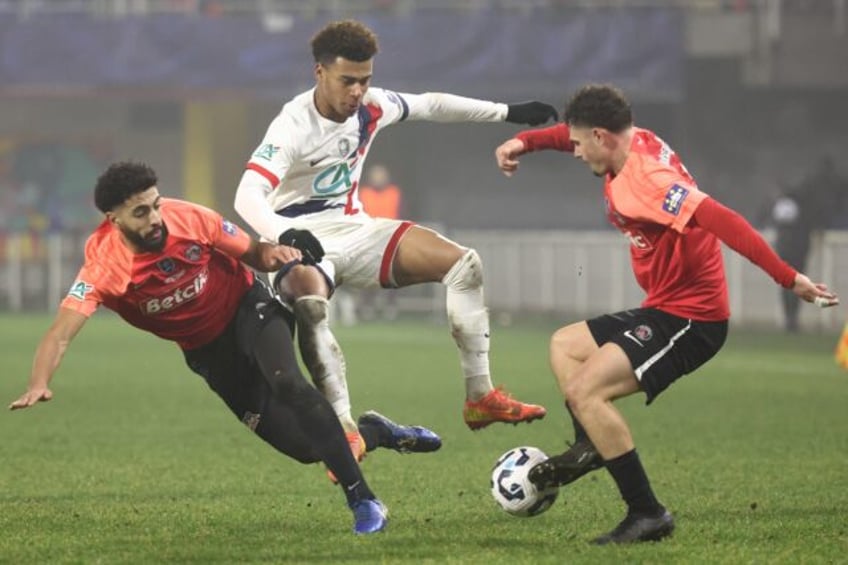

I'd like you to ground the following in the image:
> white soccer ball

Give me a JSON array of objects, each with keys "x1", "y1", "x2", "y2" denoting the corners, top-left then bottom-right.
[{"x1": 490, "y1": 446, "x2": 559, "y2": 517}]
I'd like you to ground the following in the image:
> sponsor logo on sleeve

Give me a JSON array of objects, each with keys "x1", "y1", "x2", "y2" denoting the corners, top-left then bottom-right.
[
  {"x1": 252, "y1": 143, "x2": 280, "y2": 161},
  {"x1": 67, "y1": 280, "x2": 93, "y2": 301},
  {"x1": 662, "y1": 184, "x2": 689, "y2": 216},
  {"x1": 222, "y1": 220, "x2": 237, "y2": 236}
]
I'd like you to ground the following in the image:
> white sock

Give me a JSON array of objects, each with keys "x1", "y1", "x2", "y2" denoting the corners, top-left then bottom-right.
[
  {"x1": 442, "y1": 250, "x2": 495, "y2": 402},
  {"x1": 293, "y1": 295, "x2": 357, "y2": 432}
]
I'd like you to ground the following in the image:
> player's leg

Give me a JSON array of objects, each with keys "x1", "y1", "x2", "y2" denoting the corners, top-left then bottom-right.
[
  {"x1": 549, "y1": 320, "x2": 600, "y2": 443},
  {"x1": 275, "y1": 263, "x2": 360, "y2": 440},
  {"x1": 390, "y1": 225, "x2": 546, "y2": 429},
  {"x1": 239, "y1": 288, "x2": 387, "y2": 534}
]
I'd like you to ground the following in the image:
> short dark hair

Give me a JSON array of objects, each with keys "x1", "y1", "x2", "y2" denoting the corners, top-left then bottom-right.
[
  {"x1": 94, "y1": 161, "x2": 158, "y2": 213},
  {"x1": 311, "y1": 20, "x2": 379, "y2": 65},
  {"x1": 564, "y1": 84, "x2": 633, "y2": 133}
]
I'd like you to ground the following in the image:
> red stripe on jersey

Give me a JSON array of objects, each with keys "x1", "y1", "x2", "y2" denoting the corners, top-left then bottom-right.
[
  {"x1": 379, "y1": 221, "x2": 414, "y2": 287},
  {"x1": 344, "y1": 180, "x2": 360, "y2": 215},
  {"x1": 246, "y1": 162, "x2": 280, "y2": 187}
]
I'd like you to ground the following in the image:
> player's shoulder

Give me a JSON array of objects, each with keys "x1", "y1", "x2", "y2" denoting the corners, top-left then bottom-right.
[
  {"x1": 81, "y1": 221, "x2": 131, "y2": 284},
  {"x1": 161, "y1": 198, "x2": 221, "y2": 234},
  {"x1": 364, "y1": 87, "x2": 407, "y2": 113},
  {"x1": 269, "y1": 89, "x2": 317, "y2": 137}
]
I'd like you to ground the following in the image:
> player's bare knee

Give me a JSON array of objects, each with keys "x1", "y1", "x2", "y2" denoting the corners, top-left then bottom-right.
[
  {"x1": 442, "y1": 249, "x2": 484, "y2": 292},
  {"x1": 277, "y1": 265, "x2": 328, "y2": 302}
]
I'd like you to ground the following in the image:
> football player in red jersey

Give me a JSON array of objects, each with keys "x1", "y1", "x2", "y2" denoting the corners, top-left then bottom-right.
[
  {"x1": 494, "y1": 84, "x2": 838, "y2": 544},
  {"x1": 8, "y1": 161, "x2": 406, "y2": 534}
]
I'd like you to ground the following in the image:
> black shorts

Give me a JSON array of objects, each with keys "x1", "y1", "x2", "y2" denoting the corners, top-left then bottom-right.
[
  {"x1": 587, "y1": 308, "x2": 728, "y2": 404},
  {"x1": 182, "y1": 280, "x2": 296, "y2": 428}
]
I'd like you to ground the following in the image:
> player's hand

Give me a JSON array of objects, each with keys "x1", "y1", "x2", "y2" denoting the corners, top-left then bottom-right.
[
  {"x1": 495, "y1": 138, "x2": 527, "y2": 177},
  {"x1": 278, "y1": 228, "x2": 325, "y2": 265},
  {"x1": 9, "y1": 387, "x2": 53, "y2": 411},
  {"x1": 260, "y1": 242, "x2": 302, "y2": 271},
  {"x1": 505, "y1": 101, "x2": 559, "y2": 126},
  {"x1": 792, "y1": 273, "x2": 839, "y2": 307}
]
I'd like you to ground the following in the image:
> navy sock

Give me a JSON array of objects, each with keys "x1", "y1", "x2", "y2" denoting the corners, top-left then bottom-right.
[{"x1": 605, "y1": 449, "x2": 663, "y2": 516}]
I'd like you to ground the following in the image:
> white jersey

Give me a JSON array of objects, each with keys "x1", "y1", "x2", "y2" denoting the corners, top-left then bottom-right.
[{"x1": 236, "y1": 87, "x2": 508, "y2": 243}]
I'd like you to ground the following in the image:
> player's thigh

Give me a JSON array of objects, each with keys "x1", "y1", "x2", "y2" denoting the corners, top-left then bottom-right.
[
  {"x1": 392, "y1": 225, "x2": 466, "y2": 286},
  {"x1": 550, "y1": 321, "x2": 600, "y2": 364},
  {"x1": 567, "y1": 342, "x2": 641, "y2": 404}
]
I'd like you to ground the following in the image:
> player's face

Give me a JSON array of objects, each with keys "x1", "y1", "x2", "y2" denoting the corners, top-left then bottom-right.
[
  {"x1": 108, "y1": 187, "x2": 168, "y2": 253},
  {"x1": 314, "y1": 57, "x2": 373, "y2": 122},
  {"x1": 569, "y1": 126, "x2": 613, "y2": 177}
]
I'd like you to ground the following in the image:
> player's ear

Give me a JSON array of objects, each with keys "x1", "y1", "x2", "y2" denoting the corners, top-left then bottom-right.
[
  {"x1": 105, "y1": 211, "x2": 119, "y2": 227},
  {"x1": 314, "y1": 62, "x2": 324, "y2": 81}
]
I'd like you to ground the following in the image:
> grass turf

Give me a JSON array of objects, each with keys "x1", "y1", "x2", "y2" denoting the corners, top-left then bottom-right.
[{"x1": 1, "y1": 314, "x2": 846, "y2": 563}]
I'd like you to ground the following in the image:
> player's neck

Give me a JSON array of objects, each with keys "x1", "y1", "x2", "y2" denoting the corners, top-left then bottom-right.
[
  {"x1": 313, "y1": 90, "x2": 346, "y2": 123},
  {"x1": 610, "y1": 128, "x2": 634, "y2": 176}
]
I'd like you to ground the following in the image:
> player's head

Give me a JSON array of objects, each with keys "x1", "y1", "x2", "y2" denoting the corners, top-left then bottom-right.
[
  {"x1": 95, "y1": 161, "x2": 168, "y2": 252},
  {"x1": 564, "y1": 84, "x2": 633, "y2": 177},
  {"x1": 311, "y1": 20, "x2": 378, "y2": 122}
]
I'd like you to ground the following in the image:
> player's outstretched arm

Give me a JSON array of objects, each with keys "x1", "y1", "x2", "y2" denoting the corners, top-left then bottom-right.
[
  {"x1": 494, "y1": 138, "x2": 527, "y2": 177},
  {"x1": 239, "y1": 239, "x2": 304, "y2": 273},
  {"x1": 10, "y1": 308, "x2": 88, "y2": 410}
]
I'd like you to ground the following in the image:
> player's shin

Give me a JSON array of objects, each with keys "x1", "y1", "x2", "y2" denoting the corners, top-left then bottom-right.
[
  {"x1": 443, "y1": 250, "x2": 494, "y2": 400},
  {"x1": 293, "y1": 295, "x2": 356, "y2": 431}
]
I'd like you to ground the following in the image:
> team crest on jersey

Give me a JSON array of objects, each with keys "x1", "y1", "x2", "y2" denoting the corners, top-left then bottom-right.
[
  {"x1": 67, "y1": 280, "x2": 93, "y2": 301},
  {"x1": 253, "y1": 143, "x2": 280, "y2": 161},
  {"x1": 184, "y1": 244, "x2": 202, "y2": 261},
  {"x1": 662, "y1": 185, "x2": 689, "y2": 216},
  {"x1": 337, "y1": 138, "x2": 351, "y2": 157},
  {"x1": 157, "y1": 258, "x2": 176, "y2": 274},
  {"x1": 222, "y1": 220, "x2": 237, "y2": 236},
  {"x1": 633, "y1": 324, "x2": 653, "y2": 342}
]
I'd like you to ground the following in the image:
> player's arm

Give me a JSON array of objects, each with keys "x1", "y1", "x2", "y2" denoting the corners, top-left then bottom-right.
[
  {"x1": 691, "y1": 198, "x2": 839, "y2": 306},
  {"x1": 9, "y1": 308, "x2": 88, "y2": 410},
  {"x1": 403, "y1": 92, "x2": 557, "y2": 125},
  {"x1": 495, "y1": 123, "x2": 574, "y2": 177}
]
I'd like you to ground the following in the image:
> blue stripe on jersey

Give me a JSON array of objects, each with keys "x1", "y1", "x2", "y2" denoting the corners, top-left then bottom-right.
[
  {"x1": 276, "y1": 200, "x2": 345, "y2": 217},
  {"x1": 398, "y1": 94, "x2": 409, "y2": 121}
]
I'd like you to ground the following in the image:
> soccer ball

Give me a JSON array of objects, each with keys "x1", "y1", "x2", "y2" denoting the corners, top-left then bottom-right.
[{"x1": 490, "y1": 446, "x2": 559, "y2": 517}]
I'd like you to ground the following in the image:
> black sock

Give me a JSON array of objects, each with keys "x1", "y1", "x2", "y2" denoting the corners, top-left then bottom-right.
[
  {"x1": 605, "y1": 449, "x2": 663, "y2": 516},
  {"x1": 358, "y1": 421, "x2": 383, "y2": 453},
  {"x1": 566, "y1": 402, "x2": 589, "y2": 442}
]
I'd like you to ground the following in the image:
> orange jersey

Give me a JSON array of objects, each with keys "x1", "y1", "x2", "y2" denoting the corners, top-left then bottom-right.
[
  {"x1": 61, "y1": 198, "x2": 254, "y2": 349},
  {"x1": 518, "y1": 124, "x2": 729, "y2": 321}
]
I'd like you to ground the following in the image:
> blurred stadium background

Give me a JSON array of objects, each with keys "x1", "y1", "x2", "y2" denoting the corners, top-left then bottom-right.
[{"x1": 1, "y1": 0, "x2": 847, "y2": 329}]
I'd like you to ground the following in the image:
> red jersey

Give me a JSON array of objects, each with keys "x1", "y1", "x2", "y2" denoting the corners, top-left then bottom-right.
[
  {"x1": 517, "y1": 124, "x2": 730, "y2": 321},
  {"x1": 61, "y1": 198, "x2": 254, "y2": 349}
]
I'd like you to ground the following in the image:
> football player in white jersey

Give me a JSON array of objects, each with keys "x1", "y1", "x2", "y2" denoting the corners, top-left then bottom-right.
[{"x1": 235, "y1": 20, "x2": 554, "y2": 470}]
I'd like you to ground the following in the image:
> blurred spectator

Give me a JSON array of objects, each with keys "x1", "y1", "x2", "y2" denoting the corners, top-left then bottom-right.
[{"x1": 770, "y1": 156, "x2": 848, "y2": 332}]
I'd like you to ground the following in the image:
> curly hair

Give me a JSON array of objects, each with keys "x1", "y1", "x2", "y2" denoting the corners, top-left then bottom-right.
[
  {"x1": 94, "y1": 161, "x2": 158, "y2": 213},
  {"x1": 564, "y1": 84, "x2": 633, "y2": 133},
  {"x1": 311, "y1": 20, "x2": 379, "y2": 65}
]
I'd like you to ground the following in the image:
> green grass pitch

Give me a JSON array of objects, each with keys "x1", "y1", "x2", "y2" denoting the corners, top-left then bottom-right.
[{"x1": 1, "y1": 314, "x2": 846, "y2": 563}]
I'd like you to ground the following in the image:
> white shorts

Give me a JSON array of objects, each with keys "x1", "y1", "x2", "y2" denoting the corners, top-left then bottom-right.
[{"x1": 274, "y1": 209, "x2": 413, "y2": 290}]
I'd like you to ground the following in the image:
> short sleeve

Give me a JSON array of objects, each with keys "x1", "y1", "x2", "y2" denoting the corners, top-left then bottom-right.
[
  {"x1": 60, "y1": 266, "x2": 105, "y2": 317},
  {"x1": 245, "y1": 112, "x2": 299, "y2": 188},
  {"x1": 612, "y1": 157, "x2": 708, "y2": 233}
]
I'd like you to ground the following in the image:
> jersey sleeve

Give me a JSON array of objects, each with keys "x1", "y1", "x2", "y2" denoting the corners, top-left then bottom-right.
[
  {"x1": 59, "y1": 264, "x2": 107, "y2": 317},
  {"x1": 399, "y1": 91, "x2": 507, "y2": 123},
  {"x1": 366, "y1": 87, "x2": 410, "y2": 127},
  {"x1": 614, "y1": 160, "x2": 708, "y2": 233},
  {"x1": 244, "y1": 110, "x2": 299, "y2": 189},
  {"x1": 515, "y1": 123, "x2": 575, "y2": 153}
]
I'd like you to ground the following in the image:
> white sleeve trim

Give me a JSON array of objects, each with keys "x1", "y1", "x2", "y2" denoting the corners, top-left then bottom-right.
[
  {"x1": 403, "y1": 92, "x2": 508, "y2": 123},
  {"x1": 233, "y1": 169, "x2": 291, "y2": 242}
]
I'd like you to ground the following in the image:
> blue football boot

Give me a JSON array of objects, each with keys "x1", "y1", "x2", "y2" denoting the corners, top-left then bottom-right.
[
  {"x1": 358, "y1": 411, "x2": 442, "y2": 453},
  {"x1": 350, "y1": 499, "x2": 388, "y2": 535}
]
